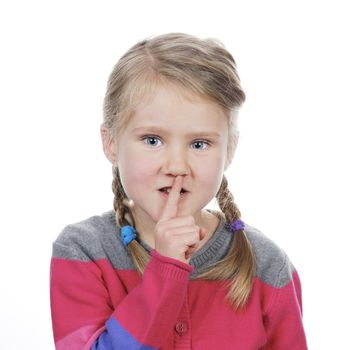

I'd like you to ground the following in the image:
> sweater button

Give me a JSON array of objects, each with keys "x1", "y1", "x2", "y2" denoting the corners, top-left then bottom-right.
[{"x1": 175, "y1": 322, "x2": 188, "y2": 335}]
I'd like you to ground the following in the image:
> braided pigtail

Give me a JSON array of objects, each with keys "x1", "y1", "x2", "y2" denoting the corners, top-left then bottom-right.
[
  {"x1": 197, "y1": 175, "x2": 256, "y2": 310},
  {"x1": 112, "y1": 166, "x2": 150, "y2": 273}
]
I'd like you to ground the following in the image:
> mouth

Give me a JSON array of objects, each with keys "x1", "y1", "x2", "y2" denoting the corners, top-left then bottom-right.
[{"x1": 158, "y1": 187, "x2": 188, "y2": 195}]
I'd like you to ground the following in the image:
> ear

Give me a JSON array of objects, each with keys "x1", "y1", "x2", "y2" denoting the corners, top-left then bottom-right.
[{"x1": 100, "y1": 124, "x2": 117, "y2": 165}]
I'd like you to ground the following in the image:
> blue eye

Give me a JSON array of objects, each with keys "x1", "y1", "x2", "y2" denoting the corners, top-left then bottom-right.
[
  {"x1": 143, "y1": 136, "x2": 162, "y2": 147},
  {"x1": 191, "y1": 140, "x2": 209, "y2": 150}
]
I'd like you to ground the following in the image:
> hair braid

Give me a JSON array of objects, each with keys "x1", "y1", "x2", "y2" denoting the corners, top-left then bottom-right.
[
  {"x1": 197, "y1": 175, "x2": 256, "y2": 310},
  {"x1": 216, "y1": 175, "x2": 240, "y2": 223},
  {"x1": 111, "y1": 166, "x2": 150, "y2": 273}
]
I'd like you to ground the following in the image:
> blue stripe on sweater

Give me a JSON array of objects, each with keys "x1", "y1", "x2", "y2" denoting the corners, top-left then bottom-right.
[{"x1": 91, "y1": 316, "x2": 156, "y2": 350}]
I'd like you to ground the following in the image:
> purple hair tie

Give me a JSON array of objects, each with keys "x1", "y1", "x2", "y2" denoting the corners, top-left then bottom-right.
[
  {"x1": 230, "y1": 219, "x2": 245, "y2": 232},
  {"x1": 120, "y1": 225, "x2": 137, "y2": 246}
]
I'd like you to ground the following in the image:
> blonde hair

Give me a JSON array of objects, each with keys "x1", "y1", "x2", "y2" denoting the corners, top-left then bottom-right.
[{"x1": 102, "y1": 33, "x2": 256, "y2": 310}]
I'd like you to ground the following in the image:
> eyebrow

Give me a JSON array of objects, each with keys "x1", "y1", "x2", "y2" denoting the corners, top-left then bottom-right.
[{"x1": 131, "y1": 126, "x2": 221, "y2": 138}]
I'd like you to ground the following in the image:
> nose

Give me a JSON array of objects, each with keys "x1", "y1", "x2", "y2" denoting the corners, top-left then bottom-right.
[{"x1": 162, "y1": 145, "x2": 190, "y2": 176}]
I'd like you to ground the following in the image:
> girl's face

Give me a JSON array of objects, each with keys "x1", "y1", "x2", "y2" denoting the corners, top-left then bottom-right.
[{"x1": 107, "y1": 84, "x2": 231, "y2": 231}]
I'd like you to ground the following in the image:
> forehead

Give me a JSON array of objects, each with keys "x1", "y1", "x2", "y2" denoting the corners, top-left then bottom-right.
[{"x1": 125, "y1": 84, "x2": 229, "y2": 134}]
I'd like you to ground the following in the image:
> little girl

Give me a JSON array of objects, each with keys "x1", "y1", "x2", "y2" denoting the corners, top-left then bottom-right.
[{"x1": 50, "y1": 33, "x2": 308, "y2": 349}]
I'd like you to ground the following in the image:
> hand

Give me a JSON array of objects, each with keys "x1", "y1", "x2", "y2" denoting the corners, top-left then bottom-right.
[{"x1": 154, "y1": 176, "x2": 205, "y2": 263}]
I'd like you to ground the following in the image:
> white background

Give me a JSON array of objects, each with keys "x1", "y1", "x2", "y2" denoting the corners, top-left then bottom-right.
[{"x1": 0, "y1": 1, "x2": 349, "y2": 349}]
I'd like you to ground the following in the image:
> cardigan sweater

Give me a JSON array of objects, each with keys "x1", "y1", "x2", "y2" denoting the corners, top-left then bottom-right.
[{"x1": 50, "y1": 209, "x2": 308, "y2": 349}]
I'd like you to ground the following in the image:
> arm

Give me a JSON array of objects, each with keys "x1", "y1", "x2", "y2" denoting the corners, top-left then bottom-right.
[
  {"x1": 262, "y1": 258, "x2": 308, "y2": 349},
  {"x1": 50, "y1": 245, "x2": 192, "y2": 350}
]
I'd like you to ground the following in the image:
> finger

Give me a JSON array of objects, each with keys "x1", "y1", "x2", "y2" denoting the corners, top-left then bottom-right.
[
  {"x1": 185, "y1": 229, "x2": 204, "y2": 260},
  {"x1": 185, "y1": 244, "x2": 199, "y2": 260},
  {"x1": 159, "y1": 176, "x2": 183, "y2": 221},
  {"x1": 199, "y1": 227, "x2": 206, "y2": 240},
  {"x1": 185, "y1": 249, "x2": 195, "y2": 260},
  {"x1": 157, "y1": 216, "x2": 195, "y2": 229}
]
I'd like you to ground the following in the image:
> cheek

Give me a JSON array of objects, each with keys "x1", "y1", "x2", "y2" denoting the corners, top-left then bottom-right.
[
  {"x1": 119, "y1": 150, "x2": 157, "y2": 190},
  {"x1": 196, "y1": 154, "x2": 226, "y2": 190}
]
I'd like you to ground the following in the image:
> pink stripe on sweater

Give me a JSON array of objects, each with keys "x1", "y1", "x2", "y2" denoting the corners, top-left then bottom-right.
[{"x1": 56, "y1": 325, "x2": 106, "y2": 350}]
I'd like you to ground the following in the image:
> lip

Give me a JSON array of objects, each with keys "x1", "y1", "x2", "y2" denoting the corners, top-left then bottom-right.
[
  {"x1": 158, "y1": 189, "x2": 189, "y2": 198},
  {"x1": 158, "y1": 186, "x2": 189, "y2": 192}
]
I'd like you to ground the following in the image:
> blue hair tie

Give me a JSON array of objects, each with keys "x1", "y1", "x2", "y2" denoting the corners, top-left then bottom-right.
[
  {"x1": 120, "y1": 225, "x2": 137, "y2": 246},
  {"x1": 230, "y1": 219, "x2": 245, "y2": 232}
]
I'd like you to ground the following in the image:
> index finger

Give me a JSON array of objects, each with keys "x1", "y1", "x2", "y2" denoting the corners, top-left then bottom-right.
[{"x1": 159, "y1": 176, "x2": 183, "y2": 221}]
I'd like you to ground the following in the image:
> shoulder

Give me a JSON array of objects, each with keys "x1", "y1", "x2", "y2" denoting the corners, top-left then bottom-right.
[
  {"x1": 52, "y1": 210, "x2": 132, "y2": 268},
  {"x1": 244, "y1": 224, "x2": 295, "y2": 288}
]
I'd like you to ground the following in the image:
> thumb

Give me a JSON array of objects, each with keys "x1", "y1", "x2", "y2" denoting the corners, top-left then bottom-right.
[{"x1": 199, "y1": 227, "x2": 206, "y2": 241}]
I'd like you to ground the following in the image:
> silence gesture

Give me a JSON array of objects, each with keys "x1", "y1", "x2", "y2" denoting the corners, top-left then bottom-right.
[{"x1": 155, "y1": 176, "x2": 205, "y2": 263}]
